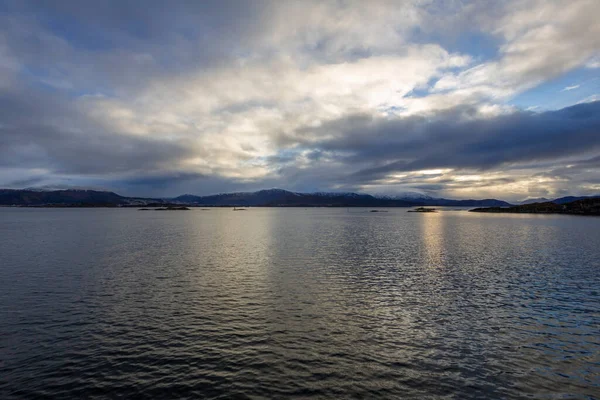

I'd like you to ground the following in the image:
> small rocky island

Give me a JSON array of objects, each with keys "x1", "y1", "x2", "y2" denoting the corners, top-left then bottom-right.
[
  {"x1": 408, "y1": 207, "x2": 437, "y2": 213},
  {"x1": 470, "y1": 198, "x2": 600, "y2": 216}
]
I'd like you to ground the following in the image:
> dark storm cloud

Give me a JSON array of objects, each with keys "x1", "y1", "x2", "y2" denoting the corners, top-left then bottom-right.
[
  {"x1": 2, "y1": 0, "x2": 267, "y2": 49},
  {"x1": 564, "y1": 154, "x2": 600, "y2": 170},
  {"x1": 284, "y1": 102, "x2": 600, "y2": 184},
  {"x1": 0, "y1": 1, "x2": 271, "y2": 94},
  {"x1": 3, "y1": 176, "x2": 48, "y2": 188},
  {"x1": 118, "y1": 171, "x2": 206, "y2": 187},
  {"x1": 0, "y1": 85, "x2": 195, "y2": 175}
]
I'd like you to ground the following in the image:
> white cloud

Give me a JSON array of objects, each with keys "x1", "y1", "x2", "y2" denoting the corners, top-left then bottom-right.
[
  {"x1": 561, "y1": 85, "x2": 580, "y2": 91},
  {"x1": 79, "y1": 45, "x2": 472, "y2": 181},
  {"x1": 425, "y1": 0, "x2": 600, "y2": 112},
  {"x1": 578, "y1": 94, "x2": 599, "y2": 104}
]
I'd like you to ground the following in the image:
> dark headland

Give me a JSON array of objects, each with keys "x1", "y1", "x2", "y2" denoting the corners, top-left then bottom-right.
[{"x1": 470, "y1": 198, "x2": 600, "y2": 216}]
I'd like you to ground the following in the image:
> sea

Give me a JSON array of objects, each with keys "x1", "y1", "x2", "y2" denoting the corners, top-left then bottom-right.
[{"x1": 1, "y1": 207, "x2": 599, "y2": 399}]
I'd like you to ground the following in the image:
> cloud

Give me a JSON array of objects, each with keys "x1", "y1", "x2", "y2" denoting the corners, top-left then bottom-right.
[
  {"x1": 578, "y1": 94, "x2": 599, "y2": 104},
  {"x1": 0, "y1": 84, "x2": 198, "y2": 178},
  {"x1": 428, "y1": 0, "x2": 600, "y2": 108},
  {"x1": 562, "y1": 85, "x2": 580, "y2": 91},
  {"x1": 586, "y1": 55, "x2": 600, "y2": 68}
]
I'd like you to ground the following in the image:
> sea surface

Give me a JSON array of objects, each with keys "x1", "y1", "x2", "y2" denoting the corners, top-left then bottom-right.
[{"x1": 1, "y1": 207, "x2": 599, "y2": 399}]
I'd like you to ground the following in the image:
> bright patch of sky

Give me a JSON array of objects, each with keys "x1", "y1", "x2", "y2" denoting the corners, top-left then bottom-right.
[{"x1": 510, "y1": 67, "x2": 600, "y2": 111}]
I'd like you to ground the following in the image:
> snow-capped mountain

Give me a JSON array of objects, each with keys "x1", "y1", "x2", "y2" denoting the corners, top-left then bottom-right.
[
  {"x1": 374, "y1": 192, "x2": 435, "y2": 201},
  {"x1": 311, "y1": 191, "x2": 370, "y2": 198}
]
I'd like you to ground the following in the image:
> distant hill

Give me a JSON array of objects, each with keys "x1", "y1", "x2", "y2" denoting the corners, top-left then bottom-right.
[
  {"x1": 518, "y1": 197, "x2": 550, "y2": 205},
  {"x1": 0, "y1": 189, "x2": 127, "y2": 206},
  {"x1": 517, "y1": 195, "x2": 600, "y2": 205},
  {"x1": 470, "y1": 198, "x2": 600, "y2": 216},
  {"x1": 552, "y1": 195, "x2": 600, "y2": 204},
  {"x1": 418, "y1": 198, "x2": 511, "y2": 207},
  {"x1": 374, "y1": 193, "x2": 510, "y2": 206}
]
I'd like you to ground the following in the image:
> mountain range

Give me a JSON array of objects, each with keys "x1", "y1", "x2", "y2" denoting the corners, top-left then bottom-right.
[
  {"x1": 0, "y1": 188, "x2": 512, "y2": 207},
  {"x1": 1, "y1": 187, "x2": 598, "y2": 208}
]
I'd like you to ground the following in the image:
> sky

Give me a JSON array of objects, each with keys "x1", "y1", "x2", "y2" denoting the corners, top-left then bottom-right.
[{"x1": 0, "y1": 0, "x2": 599, "y2": 201}]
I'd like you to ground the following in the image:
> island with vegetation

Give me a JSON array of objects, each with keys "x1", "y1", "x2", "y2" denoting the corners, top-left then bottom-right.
[
  {"x1": 470, "y1": 198, "x2": 600, "y2": 216},
  {"x1": 408, "y1": 207, "x2": 437, "y2": 213}
]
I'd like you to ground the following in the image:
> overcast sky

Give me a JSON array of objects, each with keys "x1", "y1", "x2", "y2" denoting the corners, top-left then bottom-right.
[{"x1": 0, "y1": 0, "x2": 599, "y2": 200}]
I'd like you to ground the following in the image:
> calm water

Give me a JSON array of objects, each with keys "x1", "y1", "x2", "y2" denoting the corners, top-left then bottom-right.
[{"x1": 1, "y1": 208, "x2": 599, "y2": 399}]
